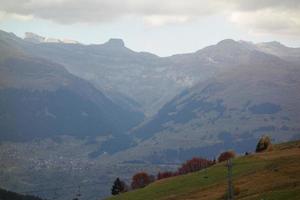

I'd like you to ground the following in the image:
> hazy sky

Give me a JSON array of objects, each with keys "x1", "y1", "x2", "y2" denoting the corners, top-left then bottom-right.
[{"x1": 0, "y1": 0, "x2": 300, "y2": 56}]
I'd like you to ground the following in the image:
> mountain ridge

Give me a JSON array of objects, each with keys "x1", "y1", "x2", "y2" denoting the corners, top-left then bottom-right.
[{"x1": 3, "y1": 29, "x2": 299, "y2": 117}]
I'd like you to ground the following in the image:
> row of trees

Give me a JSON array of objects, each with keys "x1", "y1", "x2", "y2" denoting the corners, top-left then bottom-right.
[
  {"x1": 111, "y1": 150, "x2": 236, "y2": 195},
  {"x1": 157, "y1": 157, "x2": 216, "y2": 180},
  {"x1": 111, "y1": 135, "x2": 272, "y2": 196}
]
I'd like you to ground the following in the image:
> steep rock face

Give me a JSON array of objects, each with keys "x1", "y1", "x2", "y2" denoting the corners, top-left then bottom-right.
[{"x1": 103, "y1": 38, "x2": 125, "y2": 48}]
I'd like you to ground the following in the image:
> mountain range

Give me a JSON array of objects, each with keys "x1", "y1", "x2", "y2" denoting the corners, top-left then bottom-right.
[{"x1": 0, "y1": 29, "x2": 299, "y2": 199}]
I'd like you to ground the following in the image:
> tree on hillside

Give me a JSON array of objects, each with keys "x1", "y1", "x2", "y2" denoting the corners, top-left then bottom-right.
[
  {"x1": 131, "y1": 172, "x2": 152, "y2": 189},
  {"x1": 178, "y1": 157, "x2": 213, "y2": 175},
  {"x1": 218, "y1": 151, "x2": 236, "y2": 162},
  {"x1": 256, "y1": 135, "x2": 272, "y2": 152},
  {"x1": 111, "y1": 178, "x2": 127, "y2": 195}
]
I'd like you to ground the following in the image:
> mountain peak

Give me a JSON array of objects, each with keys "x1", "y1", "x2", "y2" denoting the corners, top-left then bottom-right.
[
  {"x1": 214, "y1": 39, "x2": 256, "y2": 52},
  {"x1": 218, "y1": 39, "x2": 237, "y2": 44},
  {"x1": 24, "y1": 32, "x2": 45, "y2": 43},
  {"x1": 104, "y1": 38, "x2": 125, "y2": 48},
  {"x1": 258, "y1": 41, "x2": 285, "y2": 48},
  {"x1": 217, "y1": 39, "x2": 238, "y2": 46},
  {"x1": 24, "y1": 32, "x2": 79, "y2": 44}
]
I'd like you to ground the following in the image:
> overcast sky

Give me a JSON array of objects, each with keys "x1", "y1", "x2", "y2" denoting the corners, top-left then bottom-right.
[{"x1": 0, "y1": 0, "x2": 300, "y2": 56}]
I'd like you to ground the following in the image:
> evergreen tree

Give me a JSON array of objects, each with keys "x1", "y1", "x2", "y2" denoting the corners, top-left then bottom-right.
[{"x1": 111, "y1": 178, "x2": 126, "y2": 195}]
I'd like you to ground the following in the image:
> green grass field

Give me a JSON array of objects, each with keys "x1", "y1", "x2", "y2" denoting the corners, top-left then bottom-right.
[{"x1": 107, "y1": 140, "x2": 300, "y2": 200}]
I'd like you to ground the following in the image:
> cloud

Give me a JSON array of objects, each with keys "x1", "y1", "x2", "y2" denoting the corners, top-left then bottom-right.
[
  {"x1": 230, "y1": 9, "x2": 300, "y2": 37},
  {"x1": 0, "y1": 0, "x2": 300, "y2": 37},
  {"x1": 143, "y1": 15, "x2": 190, "y2": 26},
  {"x1": 229, "y1": 0, "x2": 300, "y2": 12},
  {"x1": 0, "y1": 11, "x2": 33, "y2": 21},
  {"x1": 0, "y1": 0, "x2": 218, "y2": 24}
]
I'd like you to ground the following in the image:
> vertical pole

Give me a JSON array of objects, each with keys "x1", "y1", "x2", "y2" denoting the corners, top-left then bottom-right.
[{"x1": 227, "y1": 158, "x2": 234, "y2": 200}]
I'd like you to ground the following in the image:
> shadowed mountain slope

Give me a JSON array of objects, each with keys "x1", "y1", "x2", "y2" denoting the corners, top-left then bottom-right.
[{"x1": 0, "y1": 31, "x2": 144, "y2": 142}]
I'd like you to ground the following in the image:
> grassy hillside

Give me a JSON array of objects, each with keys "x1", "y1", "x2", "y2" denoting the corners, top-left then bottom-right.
[{"x1": 108, "y1": 140, "x2": 300, "y2": 200}]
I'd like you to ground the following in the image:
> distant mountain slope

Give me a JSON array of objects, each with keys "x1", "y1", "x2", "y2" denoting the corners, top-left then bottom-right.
[
  {"x1": 108, "y1": 140, "x2": 300, "y2": 200},
  {"x1": 0, "y1": 31, "x2": 144, "y2": 143},
  {"x1": 255, "y1": 41, "x2": 300, "y2": 64},
  {"x1": 0, "y1": 188, "x2": 45, "y2": 200},
  {"x1": 123, "y1": 40, "x2": 300, "y2": 163}
]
